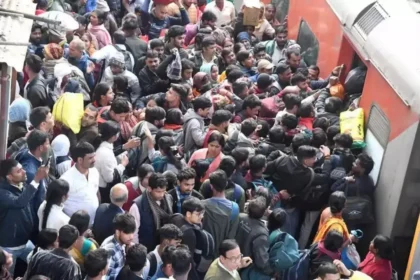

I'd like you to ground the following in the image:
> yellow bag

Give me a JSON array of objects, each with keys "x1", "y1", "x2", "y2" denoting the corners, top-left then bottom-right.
[
  {"x1": 340, "y1": 108, "x2": 366, "y2": 148},
  {"x1": 53, "y1": 93, "x2": 84, "y2": 134}
]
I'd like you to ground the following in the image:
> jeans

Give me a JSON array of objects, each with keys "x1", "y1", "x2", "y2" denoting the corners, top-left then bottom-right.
[
  {"x1": 298, "y1": 210, "x2": 320, "y2": 249},
  {"x1": 3, "y1": 240, "x2": 34, "y2": 276}
]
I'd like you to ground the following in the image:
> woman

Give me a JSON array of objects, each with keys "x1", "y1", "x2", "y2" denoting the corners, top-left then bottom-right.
[
  {"x1": 192, "y1": 72, "x2": 213, "y2": 97},
  {"x1": 81, "y1": 32, "x2": 97, "y2": 57},
  {"x1": 359, "y1": 235, "x2": 393, "y2": 280},
  {"x1": 51, "y1": 134, "x2": 72, "y2": 176},
  {"x1": 148, "y1": 136, "x2": 186, "y2": 174},
  {"x1": 93, "y1": 83, "x2": 114, "y2": 108},
  {"x1": 224, "y1": 38, "x2": 234, "y2": 52},
  {"x1": 122, "y1": 164, "x2": 154, "y2": 211},
  {"x1": 42, "y1": 43, "x2": 67, "y2": 79},
  {"x1": 94, "y1": 121, "x2": 129, "y2": 203},
  {"x1": 0, "y1": 248, "x2": 12, "y2": 280},
  {"x1": 188, "y1": 131, "x2": 225, "y2": 182},
  {"x1": 88, "y1": 10, "x2": 112, "y2": 49},
  {"x1": 38, "y1": 179, "x2": 70, "y2": 231},
  {"x1": 69, "y1": 210, "x2": 97, "y2": 266},
  {"x1": 200, "y1": 63, "x2": 219, "y2": 87},
  {"x1": 8, "y1": 98, "x2": 31, "y2": 146},
  {"x1": 27, "y1": 229, "x2": 59, "y2": 263}
]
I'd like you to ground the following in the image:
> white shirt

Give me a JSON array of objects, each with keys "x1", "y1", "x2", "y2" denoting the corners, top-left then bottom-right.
[
  {"x1": 37, "y1": 201, "x2": 70, "y2": 231},
  {"x1": 205, "y1": 1, "x2": 235, "y2": 27},
  {"x1": 272, "y1": 42, "x2": 287, "y2": 66},
  {"x1": 95, "y1": 142, "x2": 125, "y2": 188},
  {"x1": 218, "y1": 259, "x2": 240, "y2": 278},
  {"x1": 61, "y1": 165, "x2": 100, "y2": 225},
  {"x1": 91, "y1": 44, "x2": 135, "y2": 70}
]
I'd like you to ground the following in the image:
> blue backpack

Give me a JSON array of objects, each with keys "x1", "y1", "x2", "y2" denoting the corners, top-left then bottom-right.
[
  {"x1": 252, "y1": 178, "x2": 282, "y2": 209},
  {"x1": 268, "y1": 229, "x2": 300, "y2": 272},
  {"x1": 281, "y1": 248, "x2": 312, "y2": 280},
  {"x1": 152, "y1": 156, "x2": 168, "y2": 173}
]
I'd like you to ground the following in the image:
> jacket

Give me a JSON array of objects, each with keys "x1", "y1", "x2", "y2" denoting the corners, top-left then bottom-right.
[
  {"x1": 8, "y1": 121, "x2": 27, "y2": 147},
  {"x1": 138, "y1": 67, "x2": 169, "y2": 96},
  {"x1": 190, "y1": 52, "x2": 222, "y2": 74},
  {"x1": 256, "y1": 141, "x2": 287, "y2": 157},
  {"x1": 93, "y1": 203, "x2": 125, "y2": 245},
  {"x1": 331, "y1": 175, "x2": 375, "y2": 198},
  {"x1": 148, "y1": 8, "x2": 190, "y2": 40},
  {"x1": 235, "y1": 213, "x2": 273, "y2": 276},
  {"x1": 125, "y1": 36, "x2": 148, "y2": 62},
  {"x1": 204, "y1": 259, "x2": 241, "y2": 280},
  {"x1": 315, "y1": 89, "x2": 340, "y2": 126},
  {"x1": 24, "y1": 75, "x2": 49, "y2": 108},
  {"x1": 0, "y1": 180, "x2": 38, "y2": 247},
  {"x1": 183, "y1": 109, "x2": 206, "y2": 153},
  {"x1": 67, "y1": 53, "x2": 95, "y2": 90}
]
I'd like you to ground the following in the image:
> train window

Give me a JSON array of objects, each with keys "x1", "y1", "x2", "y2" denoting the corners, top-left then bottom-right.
[
  {"x1": 271, "y1": 0, "x2": 290, "y2": 24},
  {"x1": 296, "y1": 19, "x2": 319, "y2": 66}
]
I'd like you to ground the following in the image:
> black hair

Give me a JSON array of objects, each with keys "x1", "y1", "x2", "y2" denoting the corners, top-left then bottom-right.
[
  {"x1": 181, "y1": 58, "x2": 195, "y2": 71},
  {"x1": 256, "y1": 120, "x2": 270, "y2": 138},
  {"x1": 267, "y1": 208, "x2": 287, "y2": 233},
  {"x1": 202, "y1": 36, "x2": 216, "y2": 49},
  {"x1": 248, "y1": 196, "x2": 267, "y2": 219},
  {"x1": 236, "y1": 50, "x2": 251, "y2": 63},
  {"x1": 177, "y1": 167, "x2": 196, "y2": 182},
  {"x1": 155, "y1": 130, "x2": 174, "y2": 149},
  {"x1": 27, "y1": 129, "x2": 49, "y2": 152},
  {"x1": 225, "y1": 64, "x2": 241, "y2": 76},
  {"x1": 329, "y1": 191, "x2": 346, "y2": 214},
  {"x1": 286, "y1": 49, "x2": 301, "y2": 60},
  {"x1": 357, "y1": 153, "x2": 374, "y2": 175},
  {"x1": 311, "y1": 128, "x2": 327, "y2": 148},
  {"x1": 281, "y1": 114, "x2": 298, "y2": 129},
  {"x1": 283, "y1": 93, "x2": 301, "y2": 110},
  {"x1": 249, "y1": 154, "x2": 266, "y2": 175},
  {"x1": 110, "y1": 97, "x2": 130, "y2": 114},
  {"x1": 181, "y1": 196, "x2": 204, "y2": 216},
  {"x1": 172, "y1": 245, "x2": 193, "y2": 276},
  {"x1": 241, "y1": 118, "x2": 258, "y2": 137},
  {"x1": 207, "y1": 131, "x2": 226, "y2": 148},
  {"x1": 324, "y1": 230, "x2": 344, "y2": 252},
  {"x1": 99, "y1": 120, "x2": 120, "y2": 143},
  {"x1": 325, "y1": 97, "x2": 342, "y2": 114},
  {"x1": 219, "y1": 239, "x2": 239, "y2": 257},
  {"x1": 373, "y1": 235, "x2": 394, "y2": 260},
  {"x1": 92, "y1": 10, "x2": 107, "y2": 24},
  {"x1": 113, "y1": 213, "x2": 136, "y2": 233},
  {"x1": 42, "y1": 179, "x2": 70, "y2": 230},
  {"x1": 234, "y1": 42, "x2": 245, "y2": 55},
  {"x1": 292, "y1": 133, "x2": 311, "y2": 154},
  {"x1": 158, "y1": 136, "x2": 182, "y2": 170},
  {"x1": 317, "y1": 262, "x2": 339, "y2": 278},
  {"x1": 232, "y1": 80, "x2": 248, "y2": 96},
  {"x1": 31, "y1": 23, "x2": 42, "y2": 33},
  {"x1": 112, "y1": 30, "x2": 126, "y2": 45},
  {"x1": 231, "y1": 147, "x2": 249, "y2": 167},
  {"x1": 314, "y1": 117, "x2": 330, "y2": 132},
  {"x1": 145, "y1": 107, "x2": 166, "y2": 123},
  {"x1": 192, "y1": 96, "x2": 212, "y2": 112},
  {"x1": 253, "y1": 43, "x2": 266, "y2": 54},
  {"x1": 257, "y1": 73, "x2": 273, "y2": 90},
  {"x1": 26, "y1": 54, "x2": 43, "y2": 73},
  {"x1": 221, "y1": 49, "x2": 233, "y2": 59},
  {"x1": 201, "y1": 10, "x2": 217, "y2": 22},
  {"x1": 146, "y1": 50, "x2": 159, "y2": 59},
  {"x1": 211, "y1": 110, "x2": 233, "y2": 126},
  {"x1": 209, "y1": 170, "x2": 228, "y2": 192},
  {"x1": 122, "y1": 18, "x2": 138, "y2": 31},
  {"x1": 218, "y1": 156, "x2": 236, "y2": 178},
  {"x1": 228, "y1": 70, "x2": 245, "y2": 84},
  {"x1": 167, "y1": 25, "x2": 186, "y2": 39},
  {"x1": 242, "y1": 94, "x2": 261, "y2": 111},
  {"x1": 165, "y1": 108, "x2": 183, "y2": 125},
  {"x1": 275, "y1": 25, "x2": 288, "y2": 35},
  {"x1": 161, "y1": 245, "x2": 176, "y2": 266},
  {"x1": 150, "y1": 38, "x2": 165, "y2": 49},
  {"x1": 309, "y1": 65, "x2": 320, "y2": 72},
  {"x1": 58, "y1": 225, "x2": 79, "y2": 249},
  {"x1": 149, "y1": 173, "x2": 168, "y2": 190},
  {"x1": 69, "y1": 210, "x2": 90, "y2": 236},
  {"x1": 276, "y1": 63, "x2": 291, "y2": 75},
  {"x1": 30, "y1": 106, "x2": 50, "y2": 129},
  {"x1": 326, "y1": 125, "x2": 340, "y2": 145},
  {"x1": 84, "y1": 248, "x2": 109, "y2": 277},
  {"x1": 126, "y1": 244, "x2": 148, "y2": 272},
  {"x1": 0, "y1": 159, "x2": 18, "y2": 179},
  {"x1": 290, "y1": 73, "x2": 307, "y2": 86},
  {"x1": 295, "y1": 67, "x2": 309, "y2": 78},
  {"x1": 113, "y1": 75, "x2": 128, "y2": 93},
  {"x1": 71, "y1": 141, "x2": 95, "y2": 163},
  {"x1": 296, "y1": 145, "x2": 317, "y2": 163},
  {"x1": 31, "y1": 228, "x2": 58, "y2": 257},
  {"x1": 298, "y1": 102, "x2": 314, "y2": 118},
  {"x1": 36, "y1": 0, "x2": 48, "y2": 9},
  {"x1": 159, "y1": 224, "x2": 183, "y2": 242},
  {"x1": 137, "y1": 163, "x2": 154, "y2": 180},
  {"x1": 333, "y1": 133, "x2": 353, "y2": 149},
  {"x1": 171, "y1": 83, "x2": 189, "y2": 99},
  {"x1": 76, "y1": 15, "x2": 89, "y2": 26},
  {"x1": 269, "y1": 126, "x2": 285, "y2": 143},
  {"x1": 93, "y1": 83, "x2": 112, "y2": 106},
  {"x1": 163, "y1": 170, "x2": 177, "y2": 191}
]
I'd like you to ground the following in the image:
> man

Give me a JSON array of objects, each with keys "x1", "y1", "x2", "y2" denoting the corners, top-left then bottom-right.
[
  {"x1": 122, "y1": 18, "x2": 147, "y2": 62},
  {"x1": 61, "y1": 142, "x2": 99, "y2": 225},
  {"x1": 101, "y1": 53, "x2": 142, "y2": 108},
  {"x1": 84, "y1": 248, "x2": 110, "y2": 280},
  {"x1": 204, "y1": 0, "x2": 235, "y2": 28},
  {"x1": 24, "y1": 54, "x2": 49, "y2": 108},
  {"x1": 183, "y1": 96, "x2": 213, "y2": 156},
  {"x1": 235, "y1": 197, "x2": 274, "y2": 278},
  {"x1": 159, "y1": 83, "x2": 192, "y2": 114},
  {"x1": 170, "y1": 246, "x2": 194, "y2": 280},
  {"x1": 315, "y1": 94, "x2": 343, "y2": 127},
  {"x1": 274, "y1": 93, "x2": 301, "y2": 126},
  {"x1": 117, "y1": 244, "x2": 148, "y2": 280},
  {"x1": 168, "y1": 0, "x2": 201, "y2": 24},
  {"x1": 93, "y1": 184, "x2": 128, "y2": 245},
  {"x1": 191, "y1": 36, "x2": 220, "y2": 74},
  {"x1": 202, "y1": 170, "x2": 240, "y2": 259},
  {"x1": 67, "y1": 37, "x2": 95, "y2": 89},
  {"x1": 204, "y1": 239, "x2": 252, "y2": 280},
  {"x1": 309, "y1": 65, "x2": 322, "y2": 81},
  {"x1": 101, "y1": 213, "x2": 136, "y2": 280},
  {"x1": 233, "y1": 94, "x2": 261, "y2": 123},
  {"x1": 28, "y1": 24, "x2": 44, "y2": 56},
  {"x1": 138, "y1": 51, "x2": 168, "y2": 96},
  {"x1": 250, "y1": 59, "x2": 274, "y2": 83},
  {"x1": 123, "y1": 164, "x2": 154, "y2": 211},
  {"x1": 256, "y1": 126, "x2": 287, "y2": 157},
  {"x1": 220, "y1": 49, "x2": 236, "y2": 74},
  {"x1": 164, "y1": 26, "x2": 189, "y2": 60},
  {"x1": 168, "y1": 168, "x2": 204, "y2": 214},
  {"x1": 315, "y1": 262, "x2": 341, "y2": 280},
  {"x1": 185, "y1": 11, "x2": 217, "y2": 46},
  {"x1": 236, "y1": 50, "x2": 256, "y2": 77},
  {"x1": 26, "y1": 225, "x2": 82, "y2": 280},
  {"x1": 15, "y1": 130, "x2": 50, "y2": 228},
  {"x1": 263, "y1": 26, "x2": 296, "y2": 65},
  {"x1": 145, "y1": 224, "x2": 183, "y2": 279},
  {"x1": 282, "y1": 48, "x2": 305, "y2": 73},
  {"x1": 203, "y1": 109, "x2": 232, "y2": 147},
  {"x1": 129, "y1": 173, "x2": 173, "y2": 250},
  {"x1": 275, "y1": 63, "x2": 293, "y2": 90},
  {"x1": 64, "y1": 104, "x2": 99, "y2": 149},
  {"x1": 0, "y1": 159, "x2": 49, "y2": 276}
]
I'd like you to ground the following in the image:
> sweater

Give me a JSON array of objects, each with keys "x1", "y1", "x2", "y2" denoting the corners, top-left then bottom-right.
[{"x1": 183, "y1": 109, "x2": 207, "y2": 153}]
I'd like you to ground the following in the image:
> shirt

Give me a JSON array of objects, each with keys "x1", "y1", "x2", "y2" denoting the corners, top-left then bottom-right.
[
  {"x1": 101, "y1": 236, "x2": 125, "y2": 280},
  {"x1": 61, "y1": 165, "x2": 100, "y2": 225},
  {"x1": 204, "y1": 1, "x2": 235, "y2": 27},
  {"x1": 37, "y1": 201, "x2": 70, "y2": 231},
  {"x1": 359, "y1": 252, "x2": 392, "y2": 280},
  {"x1": 218, "y1": 259, "x2": 239, "y2": 278},
  {"x1": 271, "y1": 42, "x2": 287, "y2": 66}
]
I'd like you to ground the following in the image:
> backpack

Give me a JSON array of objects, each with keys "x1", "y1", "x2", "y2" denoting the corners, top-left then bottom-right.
[
  {"x1": 152, "y1": 156, "x2": 168, "y2": 173},
  {"x1": 147, "y1": 253, "x2": 158, "y2": 278},
  {"x1": 342, "y1": 184, "x2": 374, "y2": 225},
  {"x1": 268, "y1": 229, "x2": 300, "y2": 272},
  {"x1": 232, "y1": 184, "x2": 242, "y2": 204},
  {"x1": 114, "y1": 45, "x2": 134, "y2": 72},
  {"x1": 281, "y1": 248, "x2": 312, "y2": 280}
]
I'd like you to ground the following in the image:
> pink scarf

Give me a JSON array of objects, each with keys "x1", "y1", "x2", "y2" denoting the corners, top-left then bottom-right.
[{"x1": 88, "y1": 24, "x2": 112, "y2": 49}]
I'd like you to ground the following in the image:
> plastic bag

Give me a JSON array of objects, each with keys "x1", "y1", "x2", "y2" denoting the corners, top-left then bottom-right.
[
  {"x1": 53, "y1": 93, "x2": 84, "y2": 134},
  {"x1": 341, "y1": 244, "x2": 361, "y2": 270},
  {"x1": 344, "y1": 66, "x2": 367, "y2": 95},
  {"x1": 167, "y1": 49, "x2": 182, "y2": 81},
  {"x1": 340, "y1": 108, "x2": 366, "y2": 149}
]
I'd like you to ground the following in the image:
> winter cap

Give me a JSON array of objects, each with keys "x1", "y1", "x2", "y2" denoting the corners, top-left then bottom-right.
[{"x1": 109, "y1": 52, "x2": 126, "y2": 70}]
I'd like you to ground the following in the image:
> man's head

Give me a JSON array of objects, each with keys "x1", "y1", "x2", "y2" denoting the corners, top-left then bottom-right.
[
  {"x1": 166, "y1": 83, "x2": 189, "y2": 108},
  {"x1": 221, "y1": 48, "x2": 236, "y2": 66},
  {"x1": 317, "y1": 262, "x2": 340, "y2": 280},
  {"x1": 248, "y1": 196, "x2": 267, "y2": 220},
  {"x1": 281, "y1": 114, "x2": 298, "y2": 130},
  {"x1": 257, "y1": 59, "x2": 274, "y2": 75},
  {"x1": 145, "y1": 106, "x2": 166, "y2": 128},
  {"x1": 325, "y1": 97, "x2": 343, "y2": 115},
  {"x1": 159, "y1": 224, "x2": 183, "y2": 248},
  {"x1": 275, "y1": 26, "x2": 288, "y2": 49},
  {"x1": 219, "y1": 239, "x2": 242, "y2": 272},
  {"x1": 69, "y1": 210, "x2": 90, "y2": 236},
  {"x1": 201, "y1": 11, "x2": 217, "y2": 29},
  {"x1": 202, "y1": 36, "x2": 217, "y2": 57},
  {"x1": 298, "y1": 102, "x2": 314, "y2": 119},
  {"x1": 150, "y1": 39, "x2": 165, "y2": 59},
  {"x1": 231, "y1": 147, "x2": 249, "y2": 169},
  {"x1": 167, "y1": 25, "x2": 186, "y2": 48},
  {"x1": 81, "y1": 104, "x2": 98, "y2": 127},
  {"x1": 267, "y1": 208, "x2": 287, "y2": 233},
  {"x1": 27, "y1": 129, "x2": 50, "y2": 157},
  {"x1": 211, "y1": 109, "x2": 232, "y2": 132},
  {"x1": 145, "y1": 50, "x2": 160, "y2": 72},
  {"x1": 232, "y1": 80, "x2": 249, "y2": 98},
  {"x1": 68, "y1": 38, "x2": 85, "y2": 59},
  {"x1": 242, "y1": 94, "x2": 261, "y2": 119},
  {"x1": 25, "y1": 54, "x2": 43, "y2": 75},
  {"x1": 257, "y1": 73, "x2": 274, "y2": 91},
  {"x1": 109, "y1": 52, "x2": 126, "y2": 75},
  {"x1": 209, "y1": 170, "x2": 228, "y2": 193},
  {"x1": 192, "y1": 96, "x2": 212, "y2": 118},
  {"x1": 0, "y1": 159, "x2": 27, "y2": 185},
  {"x1": 122, "y1": 18, "x2": 138, "y2": 36},
  {"x1": 265, "y1": 4, "x2": 276, "y2": 21},
  {"x1": 311, "y1": 128, "x2": 327, "y2": 148},
  {"x1": 109, "y1": 98, "x2": 130, "y2": 123},
  {"x1": 171, "y1": 245, "x2": 193, "y2": 278},
  {"x1": 181, "y1": 59, "x2": 195, "y2": 81},
  {"x1": 182, "y1": 196, "x2": 205, "y2": 225},
  {"x1": 58, "y1": 225, "x2": 79, "y2": 250},
  {"x1": 291, "y1": 73, "x2": 308, "y2": 91},
  {"x1": 296, "y1": 145, "x2": 318, "y2": 167},
  {"x1": 84, "y1": 248, "x2": 109, "y2": 279},
  {"x1": 308, "y1": 65, "x2": 321, "y2": 80},
  {"x1": 112, "y1": 30, "x2": 126, "y2": 45},
  {"x1": 71, "y1": 142, "x2": 96, "y2": 169},
  {"x1": 333, "y1": 133, "x2": 353, "y2": 150},
  {"x1": 249, "y1": 154, "x2": 266, "y2": 178},
  {"x1": 218, "y1": 156, "x2": 236, "y2": 178},
  {"x1": 253, "y1": 44, "x2": 267, "y2": 62},
  {"x1": 286, "y1": 49, "x2": 302, "y2": 71},
  {"x1": 30, "y1": 24, "x2": 42, "y2": 45},
  {"x1": 154, "y1": 4, "x2": 169, "y2": 21},
  {"x1": 237, "y1": 50, "x2": 254, "y2": 69},
  {"x1": 352, "y1": 153, "x2": 374, "y2": 176},
  {"x1": 240, "y1": 119, "x2": 258, "y2": 139},
  {"x1": 126, "y1": 244, "x2": 148, "y2": 273},
  {"x1": 113, "y1": 213, "x2": 136, "y2": 245},
  {"x1": 110, "y1": 183, "x2": 129, "y2": 206},
  {"x1": 30, "y1": 106, "x2": 54, "y2": 132},
  {"x1": 276, "y1": 63, "x2": 292, "y2": 84},
  {"x1": 177, "y1": 168, "x2": 196, "y2": 194},
  {"x1": 269, "y1": 126, "x2": 285, "y2": 144},
  {"x1": 283, "y1": 93, "x2": 301, "y2": 114},
  {"x1": 329, "y1": 191, "x2": 346, "y2": 215},
  {"x1": 148, "y1": 173, "x2": 168, "y2": 201}
]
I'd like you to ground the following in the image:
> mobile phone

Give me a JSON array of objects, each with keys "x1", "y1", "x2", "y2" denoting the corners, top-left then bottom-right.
[{"x1": 43, "y1": 156, "x2": 52, "y2": 167}]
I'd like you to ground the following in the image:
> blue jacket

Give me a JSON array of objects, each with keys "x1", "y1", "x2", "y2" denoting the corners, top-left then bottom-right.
[
  {"x1": 0, "y1": 180, "x2": 37, "y2": 247},
  {"x1": 66, "y1": 53, "x2": 95, "y2": 89},
  {"x1": 134, "y1": 195, "x2": 157, "y2": 252},
  {"x1": 92, "y1": 203, "x2": 124, "y2": 245},
  {"x1": 15, "y1": 149, "x2": 47, "y2": 224},
  {"x1": 148, "y1": 8, "x2": 190, "y2": 40}
]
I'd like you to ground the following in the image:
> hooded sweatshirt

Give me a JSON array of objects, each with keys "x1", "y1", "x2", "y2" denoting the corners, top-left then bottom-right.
[{"x1": 183, "y1": 108, "x2": 206, "y2": 154}]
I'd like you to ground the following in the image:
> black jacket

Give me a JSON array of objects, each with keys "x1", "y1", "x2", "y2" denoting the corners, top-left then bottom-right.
[
  {"x1": 138, "y1": 67, "x2": 169, "y2": 97},
  {"x1": 25, "y1": 75, "x2": 50, "y2": 108},
  {"x1": 92, "y1": 203, "x2": 124, "y2": 245},
  {"x1": 256, "y1": 141, "x2": 288, "y2": 157}
]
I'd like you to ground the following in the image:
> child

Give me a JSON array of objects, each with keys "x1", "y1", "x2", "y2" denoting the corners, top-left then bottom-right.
[{"x1": 148, "y1": 1, "x2": 190, "y2": 39}]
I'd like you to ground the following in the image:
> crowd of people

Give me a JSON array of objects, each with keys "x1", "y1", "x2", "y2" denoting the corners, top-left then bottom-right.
[{"x1": 0, "y1": 0, "x2": 397, "y2": 279}]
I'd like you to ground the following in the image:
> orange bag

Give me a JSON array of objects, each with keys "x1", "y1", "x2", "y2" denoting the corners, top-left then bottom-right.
[{"x1": 330, "y1": 83, "x2": 345, "y2": 100}]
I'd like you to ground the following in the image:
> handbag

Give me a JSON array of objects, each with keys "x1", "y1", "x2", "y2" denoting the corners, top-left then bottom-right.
[{"x1": 341, "y1": 244, "x2": 360, "y2": 270}]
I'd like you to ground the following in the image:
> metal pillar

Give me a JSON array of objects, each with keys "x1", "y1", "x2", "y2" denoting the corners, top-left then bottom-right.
[{"x1": 0, "y1": 63, "x2": 12, "y2": 159}]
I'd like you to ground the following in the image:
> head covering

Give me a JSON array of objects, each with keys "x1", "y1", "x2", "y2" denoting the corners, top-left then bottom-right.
[
  {"x1": 96, "y1": 0, "x2": 110, "y2": 12},
  {"x1": 109, "y1": 52, "x2": 126, "y2": 70},
  {"x1": 237, "y1": 31, "x2": 250, "y2": 42},
  {"x1": 44, "y1": 43, "x2": 64, "y2": 60},
  {"x1": 257, "y1": 59, "x2": 274, "y2": 71},
  {"x1": 9, "y1": 98, "x2": 31, "y2": 123},
  {"x1": 193, "y1": 72, "x2": 210, "y2": 89},
  {"x1": 51, "y1": 134, "x2": 71, "y2": 158},
  {"x1": 200, "y1": 63, "x2": 216, "y2": 80},
  {"x1": 54, "y1": 63, "x2": 72, "y2": 90}
]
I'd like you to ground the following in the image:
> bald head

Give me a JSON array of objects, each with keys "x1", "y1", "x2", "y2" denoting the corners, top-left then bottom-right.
[{"x1": 110, "y1": 184, "x2": 128, "y2": 205}]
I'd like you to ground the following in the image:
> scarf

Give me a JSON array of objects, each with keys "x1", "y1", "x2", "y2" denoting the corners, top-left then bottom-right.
[
  {"x1": 163, "y1": 124, "x2": 183, "y2": 131},
  {"x1": 88, "y1": 24, "x2": 112, "y2": 49},
  {"x1": 175, "y1": 186, "x2": 191, "y2": 214},
  {"x1": 146, "y1": 191, "x2": 173, "y2": 230}
]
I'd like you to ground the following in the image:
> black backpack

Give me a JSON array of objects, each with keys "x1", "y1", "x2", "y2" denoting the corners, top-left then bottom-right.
[
  {"x1": 342, "y1": 184, "x2": 374, "y2": 225},
  {"x1": 114, "y1": 45, "x2": 134, "y2": 72}
]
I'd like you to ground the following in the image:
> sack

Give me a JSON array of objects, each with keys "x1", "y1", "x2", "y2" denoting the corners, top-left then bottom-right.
[
  {"x1": 344, "y1": 66, "x2": 367, "y2": 95},
  {"x1": 342, "y1": 195, "x2": 374, "y2": 225},
  {"x1": 282, "y1": 249, "x2": 312, "y2": 280},
  {"x1": 114, "y1": 45, "x2": 134, "y2": 72},
  {"x1": 52, "y1": 93, "x2": 84, "y2": 134},
  {"x1": 340, "y1": 108, "x2": 366, "y2": 149},
  {"x1": 269, "y1": 230, "x2": 300, "y2": 272},
  {"x1": 260, "y1": 95, "x2": 284, "y2": 118},
  {"x1": 341, "y1": 244, "x2": 361, "y2": 270}
]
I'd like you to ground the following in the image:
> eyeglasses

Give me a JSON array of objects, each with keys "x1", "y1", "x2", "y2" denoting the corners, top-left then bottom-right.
[
  {"x1": 194, "y1": 211, "x2": 205, "y2": 217},
  {"x1": 225, "y1": 254, "x2": 243, "y2": 262}
]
